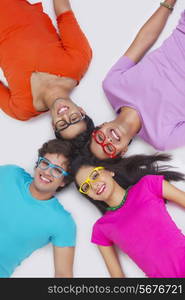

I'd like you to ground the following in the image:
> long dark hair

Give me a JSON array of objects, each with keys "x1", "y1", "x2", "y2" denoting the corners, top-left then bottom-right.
[{"x1": 71, "y1": 152, "x2": 185, "y2": 214}]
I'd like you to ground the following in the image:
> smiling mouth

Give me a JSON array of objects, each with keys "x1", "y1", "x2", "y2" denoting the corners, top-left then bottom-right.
[
  {"x1": 110, "y1": 129, "x2": 120, "y2": 141},
  {"x1": 39, "y1": 174, "x2": 52, "y2": 184},
  {"x1": 57, "y1": 105, "x2": 69, "y2": 116},
  {"x1": 97, "y1": 184, "x2": 106, "y2": 195}
]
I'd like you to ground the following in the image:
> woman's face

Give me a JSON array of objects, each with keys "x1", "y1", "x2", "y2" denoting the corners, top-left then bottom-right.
[{"x1": 75, "y1": 165, "x2": 115, "y2": 201}]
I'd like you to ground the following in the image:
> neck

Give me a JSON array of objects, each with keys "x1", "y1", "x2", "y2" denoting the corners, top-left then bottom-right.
[
  {"x1": 105, "y1": 182, "x2": 126, "y2": 208},
  {"x1": 29, "y1": 182, "x2": 54, "y2": 201},
  {"x1": 34, "y1": 74, "x2": 76, "y2": 110},
  {"x1": 43, "y1": 82, "x2": 72, "y2": 110},
  {"x1": 116, "y1": 107, "x2": 141, "y2": 140}
]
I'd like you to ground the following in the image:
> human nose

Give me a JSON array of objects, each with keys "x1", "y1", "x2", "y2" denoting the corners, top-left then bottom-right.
[
  {"x1": 61, "y1": 113, "x2": 70, "y2": 123},
  {"x1": 43, "y1": 167, "x2": 52, "y2": 177},
  {"x1": 107, "y1": 136, "x2": 112, "y2": 143},
  {"x1": 91, "y1": 181, "x2": 101, "y2": 192},
  {"x1": 104, "y1": 128, "x2": 113, "y2": 143}
]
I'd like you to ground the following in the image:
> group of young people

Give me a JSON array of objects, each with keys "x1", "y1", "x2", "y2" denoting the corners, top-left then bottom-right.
[{"x1": 1, "y1": 0, "x2": 185, "y2": 278}]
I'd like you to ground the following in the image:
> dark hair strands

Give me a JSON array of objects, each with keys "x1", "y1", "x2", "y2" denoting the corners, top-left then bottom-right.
[
  {"x1": 71, "y1": 152, "x2": 185, "y2": 214},
  {"x1": 55, "y1": 114, "x2": 95, "y2": 158}
]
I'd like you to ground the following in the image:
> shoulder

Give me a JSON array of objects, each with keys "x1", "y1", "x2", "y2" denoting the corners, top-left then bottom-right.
[
  {"x1": 0, "y1": 164, "x2": 29, "y2": 177},
  {"x1": 103, "y1": 55, "x2": 136, "y2": 90},
  {"x1": 52, "y1": 200, "x2": 76, "y2": 227},
  {"x1": 138, "y1": 174, "x2": 164, "y2": 184},
  {"x1": 50, "y1": 200, "x2": 76, "y2": 247},
  {"x1": 137, "y1": 175, "x2": 164, "y2": 197},
  {"x1": 91, "y1": 216, "x2": 113, "y2": 246},
  {"x1": 92, "y1": 215, "x2": 106, "y2": 232},
  {"x1": 0, "y1": 164, "x2": 21, "y2": 172}
]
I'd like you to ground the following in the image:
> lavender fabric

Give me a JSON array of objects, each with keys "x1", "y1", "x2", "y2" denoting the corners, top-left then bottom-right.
[{"x1": 103, "y1": 11, "x2": 185, "y2": 150}]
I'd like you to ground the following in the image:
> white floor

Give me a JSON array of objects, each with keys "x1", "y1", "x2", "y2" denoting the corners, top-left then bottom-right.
[{"x1": 1, "y1": 0, "x2": 185, "y2": 278}]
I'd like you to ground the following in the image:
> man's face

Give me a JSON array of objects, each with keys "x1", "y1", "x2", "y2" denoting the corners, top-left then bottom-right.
[
  {"x1": 51, "y1": 98, "x2": 87, "y2": 139},
  {"x1": 90, "y1": 121, "x2": 129, "y2": 160},
  {"x1": 33, "y1": 153, "x2": 69, "y2": 195}
]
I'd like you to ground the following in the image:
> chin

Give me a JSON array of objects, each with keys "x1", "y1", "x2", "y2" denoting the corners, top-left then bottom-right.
[
  {"x1": 96, "y1": 191, "x2": 110, "y2": 202},
  {"x1": 35, "y1": 182, "x2": 52, "y2": 193}
]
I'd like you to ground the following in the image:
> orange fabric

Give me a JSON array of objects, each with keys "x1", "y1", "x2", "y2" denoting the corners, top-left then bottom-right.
[{"x1": 0, "y1": 0, "x2": 92, "y2": 121}]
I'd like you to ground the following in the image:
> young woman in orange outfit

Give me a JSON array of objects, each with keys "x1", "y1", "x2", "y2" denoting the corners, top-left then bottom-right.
[{"x1": 0, "y1": 0, "x2": 94, "y2": 141}]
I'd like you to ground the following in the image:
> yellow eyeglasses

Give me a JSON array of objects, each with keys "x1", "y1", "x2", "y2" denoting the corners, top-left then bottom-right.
[{"x1": 79, "y1": 166, "x2": 105, "y2": 194}]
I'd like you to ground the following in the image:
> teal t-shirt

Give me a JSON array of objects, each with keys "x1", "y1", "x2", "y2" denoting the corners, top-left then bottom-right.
[{"x1": 0, "y1": 165, "x2": 76, "y2": 277}]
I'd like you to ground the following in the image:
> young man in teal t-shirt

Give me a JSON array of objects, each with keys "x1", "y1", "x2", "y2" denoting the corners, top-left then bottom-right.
[{"x1": 0, "y1": 139, "x2": 76, "y2": 278}]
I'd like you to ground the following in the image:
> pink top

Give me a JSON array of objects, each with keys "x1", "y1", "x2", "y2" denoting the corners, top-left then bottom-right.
[
  {"x1": 91, "y1": 175, "x2": 185, "y2": 277},
  {"x1": 102, "y1": 11, "x2": 185, "y2": 151}
]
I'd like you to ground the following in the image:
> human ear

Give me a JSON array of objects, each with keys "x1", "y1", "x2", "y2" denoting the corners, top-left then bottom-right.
[
  {"x1": 105, "y1": 170, "x2": 115, "y2": 177},
  {"x1": 78, "y1": 107, "x2": 86, "y2": 115},
  {"x1": 60, "y1": 180, "x2": 66, "y2": 188}
]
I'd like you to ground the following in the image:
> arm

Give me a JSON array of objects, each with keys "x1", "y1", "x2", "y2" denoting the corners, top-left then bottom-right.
[
  {"x1": 53, "y1": 246, "x2": 75, "y2": 278},
  {"x1": 98, "y1": 245, "x2": 125, "y2": 278},
  {"x1": 53, "y1": 0, "x2": 92, "y2": 65},
  {"x1": 53, "y1": 0, "x2": 72, "y2": 17},
  {"x1": 124, "y1": 0, "x2": 177, "y2": 63},
  {"x1": 163, "y1": 180, "x2": 185, "y2": 208}
]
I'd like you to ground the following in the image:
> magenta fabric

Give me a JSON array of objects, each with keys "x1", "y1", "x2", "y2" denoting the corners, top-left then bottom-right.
[
  {"x1": 103, "y1": 11, "x2": 185, "y2": 151},
  {"x1": 91, "y1": 175, "x2": 185, "y2": 278}
]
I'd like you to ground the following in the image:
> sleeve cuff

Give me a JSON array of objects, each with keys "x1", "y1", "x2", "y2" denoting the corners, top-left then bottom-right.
[
  {"x1": 91, "y1": 238, "x2": 113, "y2": 246},
  {"x1": 57, "y1": 10, "x2": 75, "y2": 24}
]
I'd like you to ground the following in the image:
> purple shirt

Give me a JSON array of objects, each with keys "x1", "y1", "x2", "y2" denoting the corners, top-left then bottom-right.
[
  {"x1": 103, "y1": 11, "x2": 185, "y2": 150},
  {"x1": 91, "y1": 175, "x2": 185, "y2": 278}
]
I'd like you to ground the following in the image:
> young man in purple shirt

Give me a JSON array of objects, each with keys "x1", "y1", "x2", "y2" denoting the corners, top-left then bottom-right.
[{"x1": 89, "y1": 0, "x2": 184, "y2": 160}]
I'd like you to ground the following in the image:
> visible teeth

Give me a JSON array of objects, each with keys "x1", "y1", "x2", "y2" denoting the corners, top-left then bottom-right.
[
  {"x1": 58, "y1": 106, "x2": 68, "y2": 114},
  {"x1": 97, "y1": 184, "x2": 105, "y2": 195},
  {"x1": 111, "y1": 130, "x2": 120, "y2": 141},
  {"x1": 40, "y1": 175, "x2": 50, "y2": 183}
]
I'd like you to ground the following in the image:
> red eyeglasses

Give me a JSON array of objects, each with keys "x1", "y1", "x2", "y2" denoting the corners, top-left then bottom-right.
[{"x1": 92, "y1": 130, "x2": 117, "y2": 158}]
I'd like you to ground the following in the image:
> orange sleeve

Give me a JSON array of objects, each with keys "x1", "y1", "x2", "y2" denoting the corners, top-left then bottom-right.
[
  {"x1": 0, "y1": 82, "x2": 17, "y2": 119},
  {"x1": 57, "y1": 10, "x2": 92, "y2": 63},
  {"x1": 0, "y1": 82, "x2": 42, "y2": 121}
]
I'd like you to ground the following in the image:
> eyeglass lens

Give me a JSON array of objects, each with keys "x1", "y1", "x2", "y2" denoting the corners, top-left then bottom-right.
[
  {"x1": 81, "y1": 170, "x2": 100, "y2": 193},
  {"x1": 56, "y1": 112, "x2": 83, "y2": 131},
  {"x1": 94, "y1": 131, "x2": 116, "y2": 155},
  {"x1": 38, "y1": 159, "x2": 63, "y2": 178}
]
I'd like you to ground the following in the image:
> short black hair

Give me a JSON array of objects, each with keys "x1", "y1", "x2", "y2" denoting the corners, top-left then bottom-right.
[
  {"x1": 37, "y1": 139, "x2": 74, "y2": 191},
  {"x1": 55, "y1": 115, "x2": 95, "y2": 157}
]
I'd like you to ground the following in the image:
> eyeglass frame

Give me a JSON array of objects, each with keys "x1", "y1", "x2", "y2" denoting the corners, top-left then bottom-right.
[
  {"x1": 55, "y1": 112, "x2": 86, "y2": 133},
  {"x1": 92, "y1": 130, "x2": 117, "y2": 158},
  {"x1": 79, "y1": 166, "x2": 105, "y2": 194},
  {"x1": 37, "y1": 156, "x2": 69, "y2": 178}
]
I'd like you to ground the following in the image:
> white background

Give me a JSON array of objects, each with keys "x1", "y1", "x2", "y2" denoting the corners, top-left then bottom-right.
[{"x1": 1, "y1": 0, "x2": 185, "y2": 278}]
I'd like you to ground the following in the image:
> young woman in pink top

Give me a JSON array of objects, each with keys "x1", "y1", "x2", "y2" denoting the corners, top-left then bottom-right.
[{"x1": 72, "y1": 154, "x2": 185, "y2": 277}]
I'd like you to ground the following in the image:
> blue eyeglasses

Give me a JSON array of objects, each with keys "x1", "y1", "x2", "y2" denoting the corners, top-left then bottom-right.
[{"x1": 37, "y1": 156, "x2": 69, "y2": 178}]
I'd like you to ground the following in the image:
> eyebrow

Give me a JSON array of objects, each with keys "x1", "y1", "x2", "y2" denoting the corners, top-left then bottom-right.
[{"x1": 44, "y1": 157, "x2": 68, "y2": 168}]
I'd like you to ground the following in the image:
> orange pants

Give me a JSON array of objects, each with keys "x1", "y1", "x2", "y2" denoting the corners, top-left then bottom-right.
[{"x1": 0, "y1": 0, "x2": 92, "y2": 120}]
